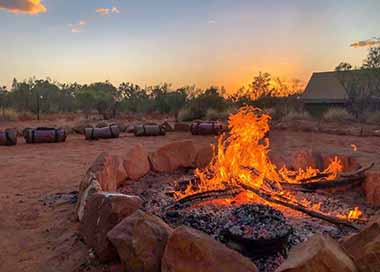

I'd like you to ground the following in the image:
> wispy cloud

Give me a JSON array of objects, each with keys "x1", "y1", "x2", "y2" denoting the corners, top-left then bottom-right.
[
  {"x1": 96, "y1": 6, "x2": 120, "y2": 16},
  {"x1": 0, "y1": 0, "x2": 47, "y2": 15},
  {"x1": 68, "y1": 20, "x2": 86, "y2": 33},
  {"x1": 350, "y1": 37, "x2": 380, "y2": 48},
  {"x1": 208, "y1": 19, "x2": 216, "y2": 24}
]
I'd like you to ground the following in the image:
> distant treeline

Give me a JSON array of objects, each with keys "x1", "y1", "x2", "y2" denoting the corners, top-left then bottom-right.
[{"x1": 0, "y1": 72, "x2": 303, "y2": 120}]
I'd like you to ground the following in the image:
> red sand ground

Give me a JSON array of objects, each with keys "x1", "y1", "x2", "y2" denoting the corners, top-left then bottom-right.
[{"x1": 1, "y1": 121, "x2": 379, "y2": 272}]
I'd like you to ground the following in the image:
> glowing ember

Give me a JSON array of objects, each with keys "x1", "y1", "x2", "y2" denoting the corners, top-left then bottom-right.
[
  {"x1": 348, "y1": 207, "x2": 362, "y2": 220},
  {"x1": 351, "y1": 144, "x2": 358, "y2": 152}
]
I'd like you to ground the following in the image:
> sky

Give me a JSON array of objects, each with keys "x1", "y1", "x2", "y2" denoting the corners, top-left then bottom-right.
[{"x1": 0, "y1": 0, "x2": 379, "y2": 92}]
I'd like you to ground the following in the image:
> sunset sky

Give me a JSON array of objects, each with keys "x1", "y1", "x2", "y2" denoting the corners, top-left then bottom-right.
[{"x1": 0, "y1": 0, "x2": 379, "y2": 91}]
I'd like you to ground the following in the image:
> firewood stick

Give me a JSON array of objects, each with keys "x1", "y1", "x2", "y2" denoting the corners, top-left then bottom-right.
[
  {"x1": 340, "y1": 162, "x2": 374, "y2": 177},
  {"x1": 176, "y1": 187, "x2": 243, "y2": 206},
  {"x1": 239, "y1": 183, "x2": 361, "y2": 230},
  {"x1": 281, "y1": 175, "x2": 365, "y2": 192}
]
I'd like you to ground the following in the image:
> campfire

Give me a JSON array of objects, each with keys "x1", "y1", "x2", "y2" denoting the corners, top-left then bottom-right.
[
  {"x1": 173, "y1": 106, "x2": 369, "y2": 226},
  {"x1": 114, "y1": 106, "x2": 374, "y2": 271}
]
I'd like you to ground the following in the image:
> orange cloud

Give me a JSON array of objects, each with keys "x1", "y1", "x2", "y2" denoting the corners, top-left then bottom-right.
[
  {"x1": 96, "y1": 6, "x2": 120, "y2": 16},
  {"x1": 0, "y1": 0, "x2": 46, "y2": 15},
  {"x1": 350, "y1": 38, "x2": 380, "y2": 48}
]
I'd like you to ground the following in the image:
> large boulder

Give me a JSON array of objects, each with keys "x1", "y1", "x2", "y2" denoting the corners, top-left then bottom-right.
[
  {"x1": 363, "y1": 171, "x2": 380, "y2": 207},
  {"x1": 88, "y1": 152, "x2": 127, "y2": 190},
  {"x1": 124, "y1": 144, "x2": 151, "y2": 180},
  {"x1": 161, "y1": 226, "x2": 257, "y2": 272},
  {"x1": 76, "y1": 173, "x2": 102, "y2": 221},
  {"x1": 76, "y1": 152, "x2": 129, "y2": 220},
  {"x1": 80, "y1": 192, "x2": 143, "y2": 263},
  {"x1": 149, "y1": 140, "x2": 196, "y2": 172},
  {"x1": 276, "y1": 234, "x2": 357, "y2": 272},
  {"x1": 194, "y1": 145, "x2": 214, "y2": 169},
  {"x1": 108, "y1": 210, "x2": 172, "y2": 272},
  {"x1": 342, "y1": 222, "x2": 380, "y2": 272}
]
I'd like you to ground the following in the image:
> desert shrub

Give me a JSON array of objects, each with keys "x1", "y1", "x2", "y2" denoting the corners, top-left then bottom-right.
[
  {"x1": 282, "y1": 110, "x2": 312, "y2": 121},
  {"x1": 364, "y1": 111, "x2": 380, "y2": 124},
  {"x1": 0, "y1": 108, "x2": 18, "y2": 121},
  {"x1": 323, "y1": 108, "x2": 354, "y2": 122},
  {"x1": 177, "y1": 107, "x2": 198, "y2": 122},
  {"x1": 264, "y1": 107, "x2": 283, "y2": 120},
  {"x1": 205, "y1": 108, "x2": 232, "y2": 121}
]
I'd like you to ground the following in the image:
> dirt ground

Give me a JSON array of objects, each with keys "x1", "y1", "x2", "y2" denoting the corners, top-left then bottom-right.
[{"x1": 1, "y1": 120, "x2": 380, "y2": 272}]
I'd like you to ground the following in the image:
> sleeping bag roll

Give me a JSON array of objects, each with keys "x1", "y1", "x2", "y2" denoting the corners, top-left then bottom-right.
[
  {"x1": 0, "y1": 129, "x2": 17, "y2": 146},
  {"x1": 134, "y1": 124, "x2": 166, "y2": 136},
  {"x1": 190, "y1": 121, "x2": 224, "y2": 135},
  {"x1": 24, "y1": 127, "x2": 66, "y2": 144},
  {"x1": 84, "y1": 125, "x2": 120, "y2": 140}
]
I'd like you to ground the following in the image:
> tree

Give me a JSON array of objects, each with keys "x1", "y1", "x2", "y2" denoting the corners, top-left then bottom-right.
[
  {"x1": 249, "y1": 72, "x2": 274, "y2": 99},
  {"x1": 335, "y1": 62, "x2": 352, "y2": 71},
  {"x1": 76, "y1": 81, "x2": 117, "y2": 118},
  {"x1": 118, "y1": 82, "x2": 152, "y2": 113},
  {"x1": 362, "y1": 46, "x2": 380, "y2": 69}
]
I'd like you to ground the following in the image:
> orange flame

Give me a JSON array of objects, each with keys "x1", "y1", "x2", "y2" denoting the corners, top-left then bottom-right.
[
  {"x1": 175, "y1": 106, "x2": 343, "y2": 200},
  {"x1": 348, "y1": 207, "x2": 362, "y2": 220},
  {"x1": 351, "y1": 144, "x2": 358, "y2": 152}
]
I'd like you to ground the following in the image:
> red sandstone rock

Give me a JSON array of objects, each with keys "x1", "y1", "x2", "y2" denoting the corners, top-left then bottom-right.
[
  {"x1": 124, "y1": 144, "x2": 150, "y2": 180},
  {"x1": 76, "y1": 173, "x2": 102, "y2": 221},
  {"x1": 108, "y1": 210, "x2": 172, "y2": 272},
  {"x1": 195, "y1": 145, "x2": 214, "y2": 169},
  {"x1": 363, "y1": 170, "x2": 380, "y2": 207},
  {"x1": 76, "y1": 152, "x2": 129, "y2": 220},
  {"x1": 161, "y1": 226, "x2": 257, "y2": 272},
  {"x1": 149, "y1": 140, "x2": 196, "y2": 172},
  {"x1": 276, "y1": 234, "x2": 357, "y2": 272},
  {"x1": 80, "y1": 192, "x2": 143, "y2": 263},
  {"x1": 88, "y1": 152, "x2": 127, "y2": 191},
  {"x1": 342, "y1": 222, "x2": 380, "y2": 272}
]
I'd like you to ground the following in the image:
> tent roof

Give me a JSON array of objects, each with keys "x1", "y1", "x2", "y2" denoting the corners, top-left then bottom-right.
[
  {"x1": 302, "y1": 69, "x2": 380, "y2": 104},
  {"x1": 302, "y1": 71, "x2": 348, "y2": 104}
]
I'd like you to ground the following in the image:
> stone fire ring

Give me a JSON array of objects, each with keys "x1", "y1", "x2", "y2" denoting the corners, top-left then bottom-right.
[{"x1": 75, "y1": 140, "x2": 378, "y2": 272}]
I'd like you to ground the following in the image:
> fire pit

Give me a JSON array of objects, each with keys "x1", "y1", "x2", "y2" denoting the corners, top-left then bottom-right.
[{"x1": 79, "y1": 105, "x2": 374, "y2": 272}]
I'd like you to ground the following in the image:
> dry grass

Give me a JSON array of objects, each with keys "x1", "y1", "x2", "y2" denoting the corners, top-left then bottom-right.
[
  {"x1": 17, "y1": 112, "x2": 34, "y2": 121},
  {"x1": 177, "y1": 107, "x2": 194, "y2": 122},
  {"x1": 0, "y1": 108, "x2": 18, "y2": 121},
  {"x1": 323, "y1": 108, "x2": 354, "y2": 122},
  {"x1": 364, "y1": 111, "x2": 380, "y2": 124},
  {"x1": 282, "y1": 110, "x2": 312, "y2": 121},
  {"x1": 205, "y1": 108, "x2": 232, "y2": 121}
]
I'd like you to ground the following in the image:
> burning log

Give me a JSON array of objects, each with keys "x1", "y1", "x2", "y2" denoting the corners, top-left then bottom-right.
[
  {"x1": 238, "y1": 183, "x2": 361, "y2": 230},
  {"x1": 340, "y1": 162, "x2": 374, "y2": 177},
  {"x1": 281, "y1": 176, "x2": 364, "y2": 192},
  {"x1": 281, "y1": 163, "x2": 374, "y2": 192}
]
